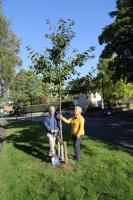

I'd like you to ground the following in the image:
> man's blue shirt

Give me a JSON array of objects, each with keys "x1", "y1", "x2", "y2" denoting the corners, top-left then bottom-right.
[{"x1": 43, "y1": 114, "x2": 59, "y2": 133}]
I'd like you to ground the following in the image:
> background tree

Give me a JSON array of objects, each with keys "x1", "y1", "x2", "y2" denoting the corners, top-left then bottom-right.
[
  {"x1": 27, "y1": 18, "x2": 95, "y2": 139},
  {"x1": 0, "y1": 2, "x2": 21, "y2": 97},
  {"x1": 114, "y1": 80, "x2": 133, "y2": 103},
  {"x1": 96, "y1": 58, "x2": 133, "y2": 107},
  {"x1": 96, "y1": 59, "x2": 114, "y2": 107},
  {"x1": 67, "y1": 71, "x2": 96, "y2": 99},
  {"x1": 11, "y1": 69, "x2": 45, "y2": 105},
  {"x1": 99, "y1": 0, "x2": 133, "y2": 82}
]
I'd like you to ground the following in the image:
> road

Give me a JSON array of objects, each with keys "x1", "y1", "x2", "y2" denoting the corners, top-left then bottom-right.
[{"x1": 85, "y1": 115, "x2": 133, "y2": 152}]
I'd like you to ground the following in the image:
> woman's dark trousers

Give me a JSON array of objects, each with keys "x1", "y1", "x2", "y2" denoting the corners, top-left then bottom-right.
[{"x1": 72, "y1": 135, "x2": 84, "y2": 162}]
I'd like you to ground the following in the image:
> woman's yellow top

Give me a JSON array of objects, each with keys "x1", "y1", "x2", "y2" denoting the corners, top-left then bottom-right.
[{"x1": 62, "y1": 114, "x2": 85, "y2": 138}]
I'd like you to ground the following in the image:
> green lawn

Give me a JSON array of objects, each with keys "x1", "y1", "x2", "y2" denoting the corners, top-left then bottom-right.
[{"x1": 0, "y1": 119, "x2": 133, "y2": 200}]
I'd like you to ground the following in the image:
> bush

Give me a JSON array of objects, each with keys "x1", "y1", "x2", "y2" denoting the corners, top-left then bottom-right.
[{"x1": 58, "y1": 101, "x2": 74, "y2": 111}]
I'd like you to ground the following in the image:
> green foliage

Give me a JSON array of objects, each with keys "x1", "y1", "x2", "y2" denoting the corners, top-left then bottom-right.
[
  {"x1": 0, "y1": 2, "x2": 21, "y2": 96},
  {"x1": 99, "y1": 0, "x2": 133, "y2": 82},
  {"x1": 22, "y1": 103, "x2": 56, "y2": 113},
  {"x1": 67, "y1": 71, "x2": 96, "y2": 97},
  {"x1": 22, "y1": 101, "x2": 74, "y2": 113},
  {"x1": 27, "y1": 19, "x2": 95, "y2": 96},
  {"x1": 10, "y1": 69, "x2": 46, "y2": 105},
  {"x1": 96, "y1": 58, "x2": 133, "y2": 106},
  {"x1": 114, "y1": 80, "x2": 133, "y2": 100}
]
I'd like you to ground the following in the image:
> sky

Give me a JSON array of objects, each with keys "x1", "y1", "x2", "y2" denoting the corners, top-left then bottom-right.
[{"x1": 3, "y1": 0, "x2": 116, "y2": 77}]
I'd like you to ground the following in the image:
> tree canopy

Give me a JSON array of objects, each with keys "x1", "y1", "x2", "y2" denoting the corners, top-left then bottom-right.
[
  {"x1": 10, "y1": 69, "x2": 46, "y2": 105},
  {"x1": 67, "y1": 71, "x2": 96, "y2": 98},
  {"x1": 27, "y1": 19, "x2": 95, "y2": 97},
  {"x1": 99, "y1": 0, "x2": 133, "y2": 82},
  {"x1": 96, "y1": 58, "x2": 133, "y2": 106}
]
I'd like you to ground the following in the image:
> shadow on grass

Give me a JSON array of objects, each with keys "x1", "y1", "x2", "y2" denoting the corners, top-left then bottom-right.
[
  {"x1": 5, "y1": 119, "x2": 74, "y2": 163},
  {"x1": 5, "y1": 119, "x2": 128, "y2": 164},
  {"x1": 14, "y1": 143, "x2": 50, "y2": 162},
  {"x1": 5, "y1": 120, "x2": 52, "y2": 163}
]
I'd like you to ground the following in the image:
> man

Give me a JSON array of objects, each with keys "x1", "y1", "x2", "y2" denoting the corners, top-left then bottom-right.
[{"x1": 43, "y1": 106, "x2": 59, "y2": 156}]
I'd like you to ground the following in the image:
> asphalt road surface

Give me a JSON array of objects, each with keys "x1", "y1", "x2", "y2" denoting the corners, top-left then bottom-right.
[{"x1": 86, "y1": 115, "x2": 133, "y2": 152}]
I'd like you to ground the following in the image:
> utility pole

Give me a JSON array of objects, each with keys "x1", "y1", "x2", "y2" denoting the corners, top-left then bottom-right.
[
  {"x1": 0, "y1": 64, "x2": 4, "y2": 97},
  {"x1": 30, "y1": 92, "x2": 34, "y2": 121},
  {"x1": 0, "y1": 64, "x2": 5, "y2": 118},
  {"x1": 101, "y1": 73, "x2": 105, "y2": 110}
]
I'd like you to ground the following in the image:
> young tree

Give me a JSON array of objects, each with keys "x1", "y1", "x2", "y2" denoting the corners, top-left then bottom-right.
[
  {"x1": 27, "y1": 19, "x2": 95, "y2": 139},
  {"x1": 99, "y1": 0, "x2": 133, "y2": 82},
  {"x1": 0, "y1": 2, "x2": 21, "y2": 97}
]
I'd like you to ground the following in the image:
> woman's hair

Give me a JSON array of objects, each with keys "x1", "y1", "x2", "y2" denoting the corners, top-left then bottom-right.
[{"x1": 75, "y1": 106, "x2": 82, "y2": 113}]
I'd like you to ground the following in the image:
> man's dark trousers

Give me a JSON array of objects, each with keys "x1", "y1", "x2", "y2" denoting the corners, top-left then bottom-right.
[{"x1": 72, "y1": 135, "x2": 84, "y2": 162}]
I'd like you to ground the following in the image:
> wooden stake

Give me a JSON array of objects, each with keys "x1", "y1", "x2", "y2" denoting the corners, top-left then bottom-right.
[
  {"x1": 59, "y1": 95, "x2": 63, "y2": 140},
  {"x1": 63, "y1": 141, "x2": 68, "y2": 164}
]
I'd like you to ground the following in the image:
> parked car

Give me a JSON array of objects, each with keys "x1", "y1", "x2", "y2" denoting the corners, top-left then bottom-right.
[{"x1": 103, "y1": 108, "x2": 116, "y2": 115}]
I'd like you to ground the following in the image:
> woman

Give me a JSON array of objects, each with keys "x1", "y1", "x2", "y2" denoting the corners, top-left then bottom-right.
[{"x1": 61, "y1": 106, "x2": 85, "y2": 162}]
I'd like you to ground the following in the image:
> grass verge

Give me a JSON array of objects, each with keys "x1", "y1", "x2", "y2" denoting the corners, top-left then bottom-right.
[{"x1": 0, "y1": 119, "x2": 133, "y2": 200}]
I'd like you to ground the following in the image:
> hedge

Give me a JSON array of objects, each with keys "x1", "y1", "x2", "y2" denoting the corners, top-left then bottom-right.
[{"x1": 22, "y1": 101, "x2": 74, "y2": 114}]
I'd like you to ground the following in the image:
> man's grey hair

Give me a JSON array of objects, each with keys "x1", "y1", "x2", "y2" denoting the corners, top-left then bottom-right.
[{"x1": 49, "y1": 105, "x2": 55, "y2": 111}]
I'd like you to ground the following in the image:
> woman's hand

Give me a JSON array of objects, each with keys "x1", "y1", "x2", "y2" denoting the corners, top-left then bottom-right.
[{"x1": 60, "y1": 115, "x2": 63, "y2": 119}]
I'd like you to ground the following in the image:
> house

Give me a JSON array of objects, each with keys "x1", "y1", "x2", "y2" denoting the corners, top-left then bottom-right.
[
  {"x1": 74, "y1": 93, "x2": 103, "y2": 111},
  {"x1": 88, "y1": 93, "x2": 104, "y2": 108},
  {"x1": 4, "y1": 104, "x2": 13, "y2": 113},
  {"x1": 74, "y1": 94, "x2": 88, "y2": 111},
  {"x1": 0, "y1": 100, "x2": 13, "y2": 113}
]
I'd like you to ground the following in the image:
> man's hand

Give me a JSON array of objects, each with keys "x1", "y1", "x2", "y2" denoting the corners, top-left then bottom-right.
[
  {"x1": 51, "y1": 129, "x2": 58, "y2": 136},
  {"x1": 51, "y1": 129, "x2": 55, "y2": 134}
]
